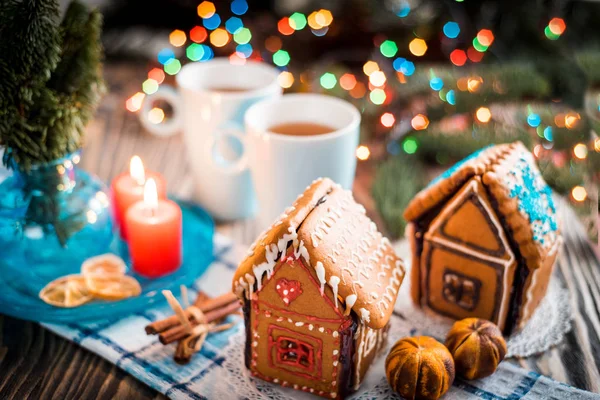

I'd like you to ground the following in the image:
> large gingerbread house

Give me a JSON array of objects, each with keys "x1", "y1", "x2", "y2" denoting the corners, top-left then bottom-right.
[
  {"x1": 404, "y1": 142, "x2": 561, "y2": 335},
  {"x1": 232, "y1": 178, "x2": 405, "y2": 399}
]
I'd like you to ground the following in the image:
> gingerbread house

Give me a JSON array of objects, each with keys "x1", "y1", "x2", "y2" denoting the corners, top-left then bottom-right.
[
  {"x1": 232, "y1": 178, "x2": 405, "y2": 399},
  {"x1": 404, "y1": 142, "x2": 561, "y2": 335}
]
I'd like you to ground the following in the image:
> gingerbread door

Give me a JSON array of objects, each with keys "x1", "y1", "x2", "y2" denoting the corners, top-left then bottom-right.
[{"x1": 420, "y1": 177, "x2": 517, "y2": 330}]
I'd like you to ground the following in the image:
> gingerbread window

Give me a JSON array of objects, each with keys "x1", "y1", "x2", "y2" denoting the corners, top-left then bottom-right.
[
  {"x1": 274, "y1": 336, "x2": 315, "y2": 371},
  {"x1": 442, "y1": 269, "x2": 481, "y2": 311}
]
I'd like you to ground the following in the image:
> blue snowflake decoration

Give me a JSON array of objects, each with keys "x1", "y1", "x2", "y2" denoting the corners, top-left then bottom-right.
[{"x1": 506, "y1": 156, "x2": 558, "y2": 246}]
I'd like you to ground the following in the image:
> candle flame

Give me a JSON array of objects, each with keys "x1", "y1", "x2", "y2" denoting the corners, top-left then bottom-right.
[
  {"x1": 130, "y1": 155, "x2": 145, "y2": 185},
  {"x1": 144, "y1": 178, "x2": 159, "y2": 212}
]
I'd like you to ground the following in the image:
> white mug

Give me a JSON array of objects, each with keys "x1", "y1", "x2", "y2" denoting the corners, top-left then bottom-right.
[
  {"x1": 245, "y1": 93, "x2": 361, "y2": 228},
  {"x1": 140, "y1": 59, "x2": 281, "y2": 220}
]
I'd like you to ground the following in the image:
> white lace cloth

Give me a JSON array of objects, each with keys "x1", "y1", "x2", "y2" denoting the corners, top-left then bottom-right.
[{"x1": 214, "y1": 241, "x2": 573, "y2": 399}]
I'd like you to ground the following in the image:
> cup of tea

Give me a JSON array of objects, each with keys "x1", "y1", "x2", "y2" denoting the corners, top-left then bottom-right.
[
  {"x1": 244, "y1": 93, "x2": 361, "y2": 228},
  {"x1": 139, "y1": 58, "x2": 281, "y2": 220}
]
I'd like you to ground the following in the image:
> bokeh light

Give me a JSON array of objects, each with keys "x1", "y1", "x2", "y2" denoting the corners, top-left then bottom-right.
[
  {"x1": 544, "y1": 126, "x2": 553, "y2": 141},
  {"x1": 356, "y1": 145, "x2": 371, "y2": 161},
  {"x1": 476, "y1": 29, "x2": 494, "y2": 47},
  {"x1": 450, "y1": 49, "x2": 467, "y2": 66},
  {"x1": 403, "y1": 137, "x2": 419, "y2": 153},
  {"x1": 164, "y1": 58, "x2": 181, "y2": 75},
  {"x1": 467, "y1": 76, "x2": 483, "y2": 93},
  {"x1": 467, "y1": 46, "x2": 484, "y2": 62},
  {"x1": 443, "y1": 22, "x2": 460, "y2": 39},
  {"x1": 548, "y1": 18, "x2": 566, "y2": 35},
  {"x1": 225, "y1": 17, "x2": 243, "y2": 34},
  {"x1": 231, "y1": 0, "x2": 248, "y2": 15},
  {"x1": 316, "y1": 9, "x2": 333, "y2": 26},
  {"x1": 350, "y1": 82, "x2": 366, "y2": 99},
  {"x1": 126, "y1": 92, "x2": 145, "y2": 112},
  {"x1": 429, "y1": 77, "x2": 444, "y2": 91},
  {"x1": 565, "y1": 112, "x2": 581, "y2": 129},
  {"x1": 380, "y1": 40, "x2": 398, "y2": 58},
  {"x1": 409, "y1": 38, "x2": 427, "y2": 56},
  {"x1": 148, "y1": 108, "x2": 165, "y2": 124},
  {"x1": 395, "y1": 1, "x2": 410, "y2": 17},
  {"x1": 472, "y1": 37, "x2": 488, "y2": 52},
  {"x1": 169, "y1": 30, "x2": 187, "y2": 47},
  {"x1": 595, "y1": 138, "x2": 600, "y2": 152},
  {"x1": 320, "y1": 72, "x2": 337, "y2": 89},
  {"x1": 308, "y1": 12, "x2": 322, "y2": 30},
  {"x1": 571, "y1": 186, "x2": 587, "y2": 202},
  {"x1": 234, "y1": 27, "x2": 252, "y2": 44},
  {"x1": 148, "y1": 68, "x2": 165, "y2": 84},
  {"x1": 265, "y1": 36, "x2": 282, "y2": 52},
  {"x1": 381, "y1": 113, "x2": 395, "y2": 127},
  {"x1": 363, "y1": 61, "x2": 379, "y2": 76},
  {"x1": 289, "y1": 12, "x2": 307, "y2": 30},
  {"x1": 392, "y1": 57, "x2": 405, "y2": 71},
  {"x1": 370, "y1": 88, "x2": 386, "y2": 104},
  {"x1": 527, "y1": 113, "x2": 541, "y2": 127},
  {"x1": 229, "y1": 53, "x2": 246, "y2": 65},
  {"x1": 475, "y1": 107, "x2": 492, "y2": 123},
  {"x1": 446, "y1": 90, "x2": 456, "y2": 105},
  {"x1": 210, "y1": 28, "x2": 230, "y2": 47},
  {"x1": 197, "y1": 1, "x2": 215, "y2": 18},
  {"x1": 400, "y1": 60, "x2": 415, "y2": 76},
  {"x1": 142, "y1": 79, "x2": 159, "y2": 95},
  {"x1": 278, "y1": 17, "x2": 294, "y2": 35},
  {"x1": 411, "y1": 114, "x2": 429, "y2": 130},
  {"x1": 573, "y1": 143, "x2": 588, "y2": 159},
  {"x1": 236, "y1": 43, "x2": 253, "y2": 58},
  {"x1": 369, "y1": 70, "x2": 386, "y2": 87},
  {"x1": 340, "y1": 73, "x2": 357, "y2": 90},
  {"x1": 278, "y1": 71, "x2": 294, "y2": 88},
  {"x1": 273, "y1": 50, "x2": 290, "y2": 66},
  {"x1": 190, "y1": 26, "x2": 208, "y2": 43},
  {"x1": 157, "y1": 48, "x2": 175, "y2": 65},
  {"x1": 203, "y1": 14, "x2": 221, "y2": 30}
]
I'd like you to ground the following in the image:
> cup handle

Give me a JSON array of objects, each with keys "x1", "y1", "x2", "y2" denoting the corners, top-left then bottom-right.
[
  {"x1": 139, "y1": 86, "x2": 183, "y2": 137},
  {"x1": 204, "y1": 124, "x2": 249, "y2": 175}
]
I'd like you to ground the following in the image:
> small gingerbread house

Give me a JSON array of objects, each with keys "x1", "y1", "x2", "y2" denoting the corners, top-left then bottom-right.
[
  {"x1": 232, "y1": 178, "x2": 405, "y2": 399},
  {"x1": 404, "y1": 142, "x2": 561, "y2": 335}
]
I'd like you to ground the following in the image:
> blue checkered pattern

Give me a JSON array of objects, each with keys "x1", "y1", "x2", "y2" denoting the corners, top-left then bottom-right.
[{"x1": 45, "y1": 234, "x2": 599, "y2": 400}]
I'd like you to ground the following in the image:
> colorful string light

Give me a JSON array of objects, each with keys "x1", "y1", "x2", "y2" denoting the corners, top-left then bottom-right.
[
  {"x1": 475, "y1": 107, "x2": 491, "y2": 123},
  {"x1": 190, "y1": 26, "x2": 208, "y2": 43},
  {"x1": 403, "y1": 137, "x2": 419, "y2": 153},
  {"x1": 230, "y1": 0, "x2": 248, "y2": 15},
  {"x1": 411, "y1": 114, "x2": 429, "y2": 130},
  {"x1": 225, "y1": 17, "x2": 244, "y2": 34},
  {"x1": 380, "y1": 40, "x2": 398, "y2": 58},
  {"x1": 443, "y1": 22, "x2": 460, "y2": 39},
  {"x1": 476, "y1": 29, "x2": 494, "y2": 47},
  {"x1": 265, "y1": 36, "x2": 282, "y2": 52},
  {"x1": 369, "y1": 70, "x2": 386, "y2": 87},
  {"x1": 467, "y1": 46, "x2": 484, "y2": 62},
  {"x1": 157, "y1": 48, "x2": 175, "y2": 65},
  {"x1": 571, "y1": 186, "x2": 587, "y2": 202},
  {"x1": 363, "y1": 61, "x2": 379, "y2": 76},
  {"x1": 169, "y1": 30, "x2": 187, "y2": 47},
  {"x1": 356, "y1": 145, "x2": 371, "y2": 160},
  {"x1": 289, "y1": 12, "x2": 307, "y2": 30},
  {"x1": 233, "y1": 27, "x2": 251, "y2": 44},
  {"x1": 527, "y1": 113, "x2": 541, "y2": 127},
  {"x1": 320, "y1": 72, "x2": 337, "y2": 89},
  {"x1": 148, "y1": 108, "x2": 165, "y2": 124},
  {"x1": 573, "y1": 143, "x2": 588, "y2": 160},
  {"x1": 409, "y1": 38, "x2": 427, "y2": 56},
  {"x1": 142, "y1": 79, "x2": 158, "y2": 95},
  {"x1": 277, "y1": 71, "x2": 294, "y2": 88},
  {"x1": 210, "y1": 28, "x2": 230, "y2": 47},
  {"x1": 148, "y1": 68, "x2": 165, "y2": 84},
  {"x1": 450, "y1": 49, "x2": 467, "y2": 66},
  {"x1": 126, "y1": 92, "x2": 145, "y2": 112},
  {"x1": 339, "y1": 73, "x2": 357, "y2": 90},
  {"x1": 273, "y1": 50, "x2": 290, "y2": 66},
  {"x1": 380, "y1": 113, "x2": 395, "y2": 127},
  {"x1": 197, "y1": 1, "x2": 215, "y2": 18},
  {"x1": 203, "y1": 14, "x2": 221, "y2": 30},
  {"x1": 164, "y1": 58, "x2": 181, "y2": 75},
  {"x1": 369, "y1": 88, "x2": 386, "y2": 104},
  {"x1": 278, "y1": 17, "x2": 294, "y2": 35}
]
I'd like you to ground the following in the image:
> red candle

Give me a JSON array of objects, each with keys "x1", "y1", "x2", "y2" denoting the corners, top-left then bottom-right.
[
  {"x1": 125, "y1": 179, "x2": 182, "y2": 278},
  {"x1": 111, "y1": 156, "x2": 167, "y2": 239}
]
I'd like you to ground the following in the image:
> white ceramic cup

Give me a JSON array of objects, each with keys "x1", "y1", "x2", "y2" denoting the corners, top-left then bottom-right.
[
  {"x1": 140, "y1": 59, "x2": 282, "y2": 220},
  {"x1": 245, "y1": 93, "x2": 361, "y2": 228}
]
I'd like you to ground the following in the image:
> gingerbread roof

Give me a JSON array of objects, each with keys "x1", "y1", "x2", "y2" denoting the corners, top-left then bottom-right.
[
  {"x1": 404, "y1": 141, "x2": 560, "y2": 272},
  {"x1": 233, "y1": 178, "x2": 405, "y2": 330}
]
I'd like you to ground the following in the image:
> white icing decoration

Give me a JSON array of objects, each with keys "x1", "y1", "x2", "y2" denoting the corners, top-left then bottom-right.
[
  {"x1": 315, "y1": 262, "x2": 326, "y2": 295},
  {"x1": 329, "y1": 276, "x2": 340, "y2": 308},
  {"x1": 345, "y1": 294, "x2": 357, "y2": 309},
  {"x1": 359, "y1": 307, "x2": 371, "y2": 323}
]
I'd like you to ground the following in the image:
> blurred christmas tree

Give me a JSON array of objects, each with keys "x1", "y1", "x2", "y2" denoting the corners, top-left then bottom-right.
[{"x1": 121, "y1": 0, "x2": 599, "y2": 241}]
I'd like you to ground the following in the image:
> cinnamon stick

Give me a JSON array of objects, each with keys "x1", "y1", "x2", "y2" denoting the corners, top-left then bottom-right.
[
  {"x1": 159, "y1": 300, "x2": 241, "y2": 345},
  {"x1": 145, "y1": 291, "x2": 237, "y2": 335},
  {"x1": 174, "y1": 323, "x2": 235, "y2": 364}
]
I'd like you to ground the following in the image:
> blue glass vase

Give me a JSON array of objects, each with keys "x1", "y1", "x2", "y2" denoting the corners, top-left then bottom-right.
[{"x1": 0, "y1": 151, "x2": 113, "y2": 288}]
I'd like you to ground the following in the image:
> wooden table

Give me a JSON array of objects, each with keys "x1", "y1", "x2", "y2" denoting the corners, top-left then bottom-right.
[{"x1": 1, "y1": 62, "x2": 600, "y2": 399}]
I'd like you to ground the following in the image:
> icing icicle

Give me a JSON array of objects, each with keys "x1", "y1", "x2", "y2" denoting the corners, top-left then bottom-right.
[
  {"x1": 315, "y1": 261, "x2": 326, "y2": 295},
  {"x1": 329, "y1": 276, "x2": 341, "y2": 308}
]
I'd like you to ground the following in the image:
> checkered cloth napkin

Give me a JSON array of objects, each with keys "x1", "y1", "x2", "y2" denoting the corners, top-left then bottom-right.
[{"x1": 44, "y1": 234, "x2": 599, "y2": 400}]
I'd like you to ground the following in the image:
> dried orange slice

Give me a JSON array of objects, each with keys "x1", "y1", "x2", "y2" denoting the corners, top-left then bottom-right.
[
  {"x1": 81, "y1": 254, "x2": 126, "y2": 277},
  {"x1": 39, "y1": 275, "x2": 93, "y2": 308},
  {"x1": 85, "y1": 274, "x2": 142, "y2": 301}
]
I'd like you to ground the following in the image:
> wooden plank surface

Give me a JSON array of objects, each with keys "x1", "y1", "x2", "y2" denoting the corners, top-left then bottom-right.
[{"x1": 1, "y1": 62, "x2": 600, "y2": 399}]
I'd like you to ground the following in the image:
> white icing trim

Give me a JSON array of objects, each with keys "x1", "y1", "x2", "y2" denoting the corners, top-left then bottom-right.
[
  {"x1": 329, "y1": 276, "x2": 341, "y2": 308},
  {"x1": 316, "y1": 261, "x2": 326, "y2": 295},
  {"x1": 425, "y1": 178, "x2": 516, "y2": 328}
]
